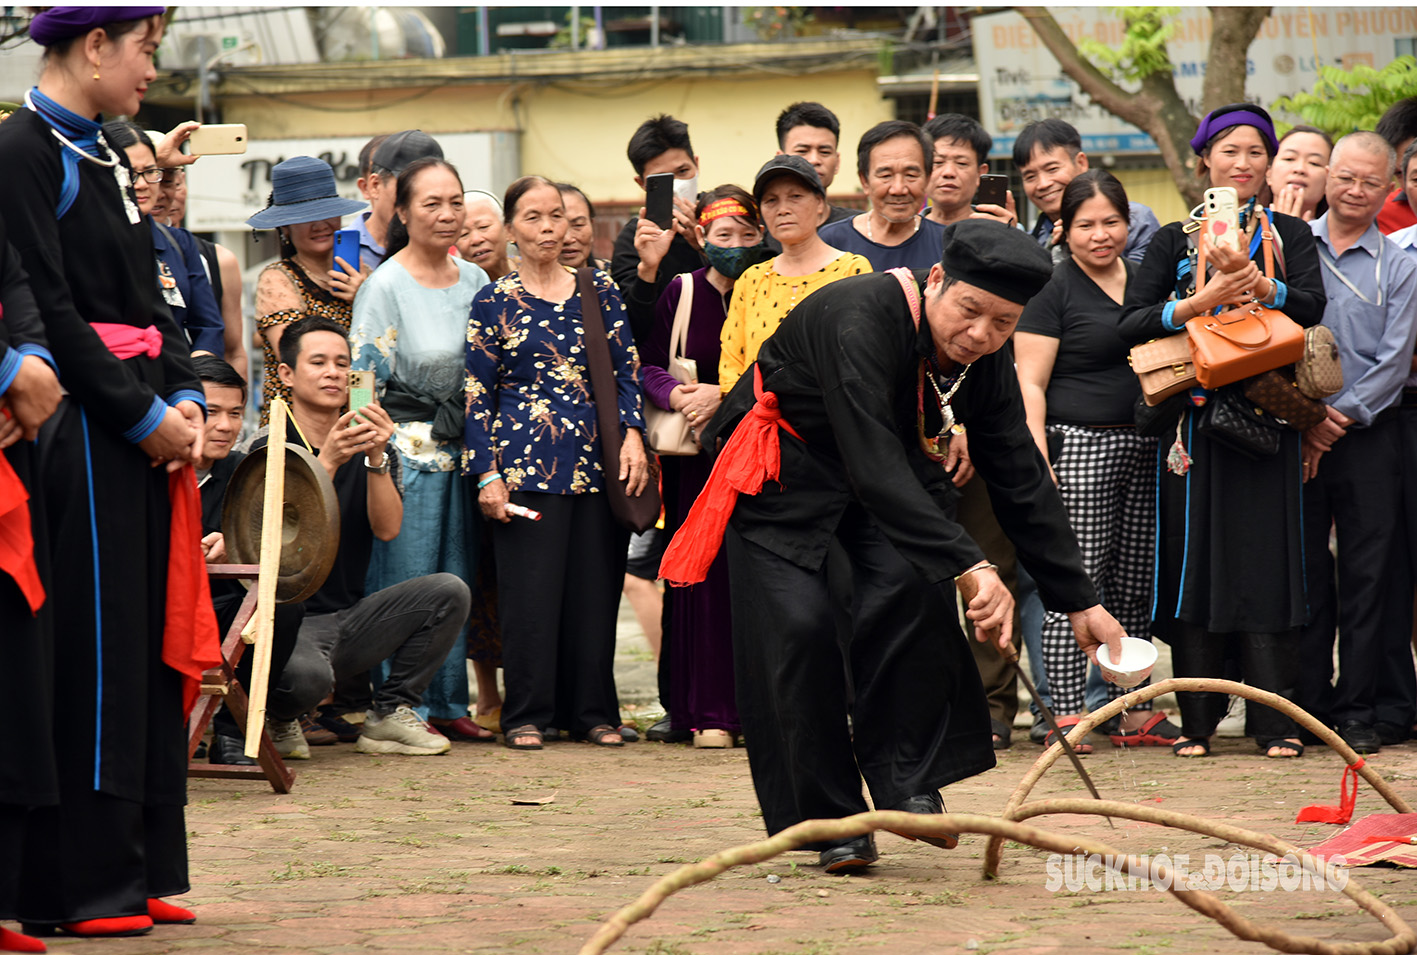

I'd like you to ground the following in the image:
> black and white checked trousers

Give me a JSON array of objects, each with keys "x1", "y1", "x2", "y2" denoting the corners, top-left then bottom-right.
[{"x1": 1039, "y1": 423, "x2": 1158, "y2": 715}]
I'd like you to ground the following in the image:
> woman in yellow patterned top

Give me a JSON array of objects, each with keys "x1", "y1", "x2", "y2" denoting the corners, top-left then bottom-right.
[
  {"x1": 248, "y1": 156, "x2": 371, "y2": 422},
  {"x1": 718, "y1": 155, "x2": 872, "y2": 393}
]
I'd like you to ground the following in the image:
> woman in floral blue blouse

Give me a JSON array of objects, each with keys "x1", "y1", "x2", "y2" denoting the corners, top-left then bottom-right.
[{"x1": 464, "y1": 176, "x2": 649, "y2": 751}]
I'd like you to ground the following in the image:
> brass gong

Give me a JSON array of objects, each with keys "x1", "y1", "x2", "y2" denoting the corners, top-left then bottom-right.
[{"x1": 222, "y1": 444, "x2": 340, "y2": 603}]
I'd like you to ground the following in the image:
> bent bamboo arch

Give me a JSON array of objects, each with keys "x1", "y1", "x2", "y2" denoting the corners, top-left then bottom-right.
[{"x1": 581, "y1": 678, "x2": 1415, "y2": 955}]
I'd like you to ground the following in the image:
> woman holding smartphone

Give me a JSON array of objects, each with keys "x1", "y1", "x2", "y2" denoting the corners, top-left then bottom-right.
[
  {"x1": 1119, "y1": 104, "x2": 1326, "y2": 759},
  {"x1": 349, "y1": 159, "x2": 493, "y2": 742},
  {"x1": 0, "y1": 6, "x2": 212, "y2": 940},
  {"x1": 249, "y1": 156, "x2": 370, "y2": 422}
]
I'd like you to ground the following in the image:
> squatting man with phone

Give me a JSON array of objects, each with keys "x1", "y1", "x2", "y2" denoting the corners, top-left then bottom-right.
[
  {"x1": 242, "y1": 316, "x2": 471, "y2": 759},
  {"x1": 659, "y1": 221, "x2": 1128, "y2": 874}
]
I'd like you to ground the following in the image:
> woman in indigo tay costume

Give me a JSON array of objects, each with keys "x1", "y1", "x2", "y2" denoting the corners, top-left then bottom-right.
[
  {"x1": 350, "y1": 158, "x2": 492, "y2": 737},
  {"x1": 642, "y1": 185, "x2": 764, "y2": 749},
  {"x1": 0, "y1": 215, "x2": 64, "y2": 954},
  {"x1": 1118, "y1": 104, "x2": 1326, "y2": 760},
  {"x1": 0, "y1": 6, "x2": 219, "y2": 943}
]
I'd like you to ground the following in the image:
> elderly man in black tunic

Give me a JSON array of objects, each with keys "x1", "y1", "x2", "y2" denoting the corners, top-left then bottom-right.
[{"x1": 662, "y1": 219, "x2": 1126, "y2": 872}]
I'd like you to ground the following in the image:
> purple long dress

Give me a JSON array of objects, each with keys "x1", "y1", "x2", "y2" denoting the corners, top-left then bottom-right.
[{"x1": 642, "y1": 268, "x2": 739, "y2": 734}]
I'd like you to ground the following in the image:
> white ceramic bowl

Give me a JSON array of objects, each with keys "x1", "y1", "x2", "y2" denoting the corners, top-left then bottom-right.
[{"x1": 1096, "y1": 637, "x2": 1158, "y2": 689}]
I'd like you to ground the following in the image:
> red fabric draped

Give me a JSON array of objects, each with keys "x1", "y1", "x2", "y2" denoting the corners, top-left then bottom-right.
[
  {"x1": 659, "y1": 366, "x2": 802, "y2": 587},
  {"x1": 1295, "y1": 759, "x2": 1364, "y2": 825},
  {"x1": 165, "y1": 465, "x2": 222, "y2": 717},
  {"x1": 0, "y1": 451, "x2": 43, "y2": 613}
]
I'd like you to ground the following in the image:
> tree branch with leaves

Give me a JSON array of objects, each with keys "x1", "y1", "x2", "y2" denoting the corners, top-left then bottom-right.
[{"x1": 1013, "y1": 6, "x2": 1271, "y2": 207}]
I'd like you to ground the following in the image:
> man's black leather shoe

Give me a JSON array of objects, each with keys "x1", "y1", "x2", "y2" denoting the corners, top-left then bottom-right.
[
  {"x1": 819, "y1": 834, "x2": 877, "y2": 873},
  {"x1": 1337, "y1": 720, "x2": 1381, "y2": 755},
  {"x1": 209, "y1": 734, "x2": 257, "y2": 766},
  {"x1": 645, "y1": 717, "x2": 690, "y2": 744},
  {"x1": 1374, "y1": 721, "x2": 1408, "y2": 747},
  {"x1": 882, "y1": 791, "x2": 959, "y2": 849}
]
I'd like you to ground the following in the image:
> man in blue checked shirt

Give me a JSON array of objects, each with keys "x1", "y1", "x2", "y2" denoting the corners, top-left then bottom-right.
[{"x1": 1296, "y1": 131, "x2": 1417, "y2": 756}]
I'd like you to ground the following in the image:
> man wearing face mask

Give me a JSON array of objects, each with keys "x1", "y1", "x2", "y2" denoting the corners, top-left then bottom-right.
[{"x1": 611, "y1": 114, "x2": 709, "y2": 347}]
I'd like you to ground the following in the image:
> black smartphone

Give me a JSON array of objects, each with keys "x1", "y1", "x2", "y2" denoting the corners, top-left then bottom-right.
[
  {"x1": 974, "y1": 173, "x2": 1010, "y2": 208},
  {"x1": 645, "y1": 173, "x2": 674, "y2": 229}
]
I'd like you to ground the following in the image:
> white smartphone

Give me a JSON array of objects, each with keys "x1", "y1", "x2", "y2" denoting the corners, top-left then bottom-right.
[
  {"x1": 188, "y1": 123, "x2": 248, "y2": 157},
  {"x1": 1203, "y1": 186, "x2": 1240, "y2": 252}
]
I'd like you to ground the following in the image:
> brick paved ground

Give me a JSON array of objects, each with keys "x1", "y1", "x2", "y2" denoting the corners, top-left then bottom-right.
[{"x1": 30, "y1": 613, "x2": 1417, "y2": 954}]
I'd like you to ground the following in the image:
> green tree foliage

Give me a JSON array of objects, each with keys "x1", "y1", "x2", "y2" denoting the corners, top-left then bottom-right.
[
  {"x1": 1076, "y1": 7, "x2": 1180, "y2": 84},
  {"x1": 1271, "y1": 56, "x2": 1417, "y2": 138}
]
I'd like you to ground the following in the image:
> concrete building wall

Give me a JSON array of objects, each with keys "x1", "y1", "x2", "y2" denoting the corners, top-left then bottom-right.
[{"x1": 218, "y1": 68, "x2": 890, "y2": 205}]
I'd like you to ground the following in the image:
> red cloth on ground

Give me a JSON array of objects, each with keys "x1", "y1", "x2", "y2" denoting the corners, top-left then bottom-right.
[
  {"x1": 659, "y1": 365, "x2": 802, "y2": 587},
  {"x1": 0, "y1": 452, "x2": 43, "y2": 613},
  {"x1": 1296, "y1": 758, "x2": 1365, "y2": 825},
  {"x1": 164, "y1": 465, "x2": 221, "y2": 717}
]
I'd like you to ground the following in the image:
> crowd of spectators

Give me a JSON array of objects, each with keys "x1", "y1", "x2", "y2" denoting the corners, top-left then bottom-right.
[{"x1": 4, "y1": 5, "x2": 1417, "y2": 935}]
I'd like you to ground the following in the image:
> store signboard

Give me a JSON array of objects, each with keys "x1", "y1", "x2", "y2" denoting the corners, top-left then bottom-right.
[
  {"x1": 975, "y1": 7, "x2": 1417, "y2": 158},
  {"x1": 186, "y1": 131, "x2": 518, "y2": 232}
]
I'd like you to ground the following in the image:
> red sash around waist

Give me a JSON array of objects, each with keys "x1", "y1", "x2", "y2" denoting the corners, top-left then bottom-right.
[
  {"x1": 166, "y1": 465, "x2": 222, "y2": 717},
  {"x1": 659, "y1": 365, "x2": 802, "y2": 587},
  {"x1": 92, "y1": 322, "x2": 162, "y2": 360}
]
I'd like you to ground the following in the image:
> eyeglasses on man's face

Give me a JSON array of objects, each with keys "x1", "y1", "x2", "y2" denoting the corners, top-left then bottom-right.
[{"x1": 1330, "y1": 172, "x2": 1390, "y2": 195}]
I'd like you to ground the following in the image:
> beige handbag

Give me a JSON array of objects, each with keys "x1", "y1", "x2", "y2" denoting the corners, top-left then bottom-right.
[
  {"x1": 643, "y1": 273, "x2": 701, "y2": 456},
  {"x1": 1129, "y1": 332, "x2": 1196, "y2": 406},
  {"x1": 1295, "y1": 324, "x2": 1344, "y2": 399}
]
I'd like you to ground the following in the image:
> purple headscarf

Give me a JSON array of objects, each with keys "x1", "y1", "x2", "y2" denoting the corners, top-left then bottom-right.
[
  {"x1": 1190, "y1": 104, "x2": 1279, "y2": 155},
  {"x1": 29, "y1": 7, "x2": 166, "y2": 47}
]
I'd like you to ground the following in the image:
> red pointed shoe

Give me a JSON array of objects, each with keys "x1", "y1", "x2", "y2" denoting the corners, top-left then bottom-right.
[
  {"x1": 147, "y1": 899, "x2": 196, "y2": 924},
  {"x1": 57, "y1": 916, "x2": 153, "y2": 937},
  {"x1": 0, "y1": 927, "x2": 46, "y2": 953}
]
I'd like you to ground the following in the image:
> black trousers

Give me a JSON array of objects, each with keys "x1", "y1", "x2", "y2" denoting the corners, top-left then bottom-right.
[
  {"x1": 1298, "y1": 416, "x2": 1415, "y2": 728},
  {"x1": 494, "y1": 491, "x2": 627, "y2": 734},
  {"x1": 210, "y1": 591, "x2": 303, "y2": 738},
  {"x1": 1169, "y1": 624, "x2": 1299, "y2": 742},
  {"x1": 726, "y1": 505, "x2": 994, "y2": 850}
]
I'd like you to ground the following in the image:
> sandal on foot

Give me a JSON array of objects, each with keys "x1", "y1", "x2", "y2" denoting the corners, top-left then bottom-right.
[
  {"x1": 1172, "y1": 737, "x2": 1211, "y2": 757},
  {"x1": 1259, "y1": 738, "x2": 1304, "y2": 758},
  {"x1": 990, "y1": 718, "x2": 1013, "y2": 751},
  {"x1": 585, "y1": 724, "x2": 624, "y2": 747},
  {"x1": 504, "y1": 724, "x2": 543, "y2": 750},
  {"x1": 1110, "y1": 712, "x2": 1182, "y2": 748},
  {"x1": 1043, "y1": 715, "x2": 1093, "y2": 755}
]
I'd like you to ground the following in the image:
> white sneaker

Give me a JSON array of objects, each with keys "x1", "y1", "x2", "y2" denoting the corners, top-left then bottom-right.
[
  {"x1": 355, "y1": 706, "x2": 452, "y2": 756},
  {"x1": 267, "y1": 717, "x2": 310, "y2": 760}
]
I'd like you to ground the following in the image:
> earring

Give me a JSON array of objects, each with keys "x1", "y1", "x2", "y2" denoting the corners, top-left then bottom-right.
[{"x1": 92, "y1": 62, "x2": 100, "y2": 81}]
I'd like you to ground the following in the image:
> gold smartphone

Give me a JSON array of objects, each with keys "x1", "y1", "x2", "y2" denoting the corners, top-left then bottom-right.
[{"x1": 188, "y1": 123, "x2": 248, "y2": 156}]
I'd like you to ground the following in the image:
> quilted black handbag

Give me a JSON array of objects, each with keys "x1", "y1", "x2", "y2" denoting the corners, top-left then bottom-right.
[{"x1": 1197, "y1": 388, "x2": 1284, "y2": 459}]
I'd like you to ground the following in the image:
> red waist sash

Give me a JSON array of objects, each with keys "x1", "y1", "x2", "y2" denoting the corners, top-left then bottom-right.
[
  {"x1": 91, "y1": 322, "x2": 162, "y2": 360},
  {"x1": 659, "y1": 365, "x2": 802, "y2": 587}
]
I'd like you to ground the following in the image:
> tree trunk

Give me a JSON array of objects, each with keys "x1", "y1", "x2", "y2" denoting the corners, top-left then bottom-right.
[
  {"x1": 1014, "y1": 6, "x2": 1270, "y2": 210},
  {"x1": 1202, "y1": 7, "x2": 1271, "y2": 113}
]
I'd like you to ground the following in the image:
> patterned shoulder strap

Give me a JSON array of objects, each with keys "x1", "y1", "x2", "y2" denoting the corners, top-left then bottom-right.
[{"x1": 887, "y1": 267, "x2": 922, "y2": 328}]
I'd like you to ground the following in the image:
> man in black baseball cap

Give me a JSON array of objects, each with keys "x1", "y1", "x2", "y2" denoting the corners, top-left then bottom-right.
[
  {"x1": 660, "y1": 219, "x2": 1127, "y2": 874},
  {"x1": 358, "y1": 130, "x2": 446, "y2": 268}
]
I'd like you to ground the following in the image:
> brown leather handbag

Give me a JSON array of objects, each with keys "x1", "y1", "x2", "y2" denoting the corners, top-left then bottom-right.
[
  {"x1": 1129, "y1": 332, "x2": 1196, "y2": 406},
  {"x1": 1186, "y1": 210, "x2": 1305, "y2": 389},
  {"x1": 577, "y1": 267, "x2": 662, "y2": 534},
  {"x1": 1242, "y1": 367, "x2": 1327, "y2": 430}
]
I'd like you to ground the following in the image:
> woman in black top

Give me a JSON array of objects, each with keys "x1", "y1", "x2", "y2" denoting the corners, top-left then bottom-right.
[
  {"x1": 1016, "y1": 171, "x2": 1178, "y2": 750},
  {"x1": 0, "y1": 5, "x2": 212, "y2": 940},
  {"x1": 1118, "y1": 104, "x2": 1327, "y2": 759}
]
